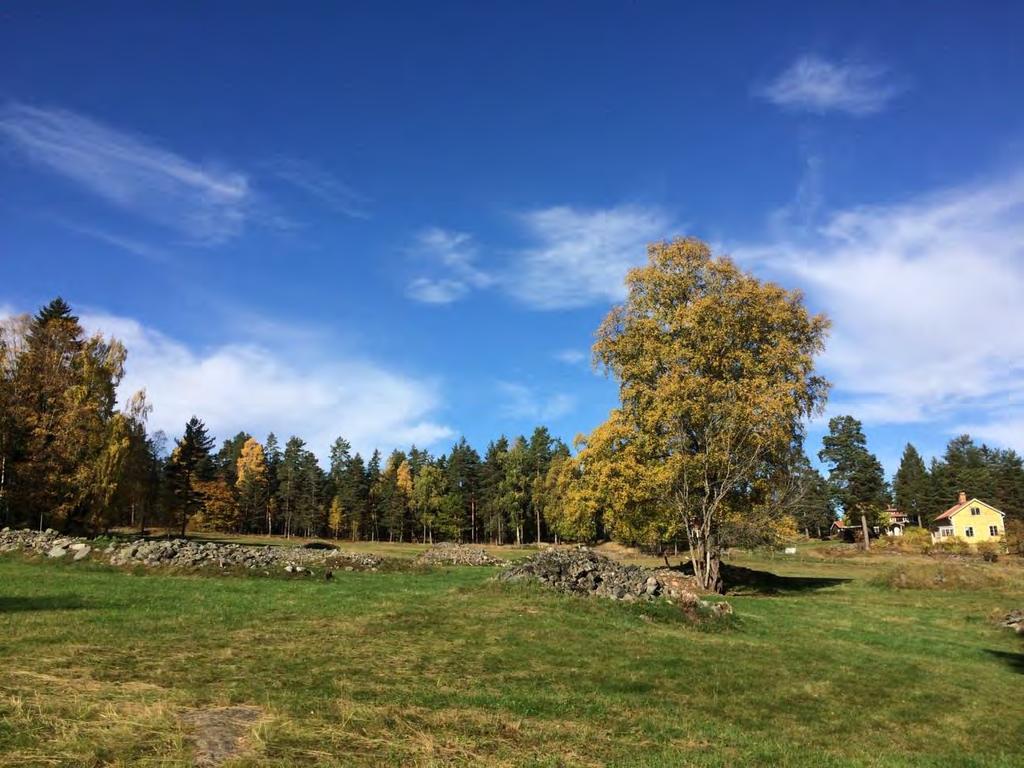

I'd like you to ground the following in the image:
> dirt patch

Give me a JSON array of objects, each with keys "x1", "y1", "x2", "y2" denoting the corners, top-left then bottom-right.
[{"x1": 179, "y1": 705, "x2": 264, "y2": 766}]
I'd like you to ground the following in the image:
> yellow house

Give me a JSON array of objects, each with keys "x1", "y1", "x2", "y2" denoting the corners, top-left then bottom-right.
[{"x1": 932, "y1": 491, "x2": 1005, "y2": 543}]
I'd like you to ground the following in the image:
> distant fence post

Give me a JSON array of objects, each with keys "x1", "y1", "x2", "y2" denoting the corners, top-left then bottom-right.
[{"x1": 861, "y1": 514, "x2": 871, "y2": 551}]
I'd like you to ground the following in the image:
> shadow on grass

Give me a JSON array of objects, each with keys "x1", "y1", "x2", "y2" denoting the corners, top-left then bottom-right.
[
  {"x1": 720, "y1": 563, "x2": 850, "y2": 596},
  {"x1": 0, "y1": 594, "x2": 91, "y2": 613},
  {"x1": 985, "y1": 649, "x2": 1024, "y2": 674}
]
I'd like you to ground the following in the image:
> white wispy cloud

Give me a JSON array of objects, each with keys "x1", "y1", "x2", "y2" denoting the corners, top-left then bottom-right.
[
  {"x1": 497, "y1": 381, "x2": 576, "y2": 422},
  {"x1": 736, "y1": 171, "x2": 1024, "y2": 449},
  {"x1": 54, "y1": 219, "x2": 168, "y2": 262},
  {"x1": 0, "y1": 102, "x2": 251, "y2": 244},
  {"x1": 758, "y1": 55, "x2": 903, "y2": 115},
  {"x1": 554, "y1": 348, "x2": 587, "y2": 365},
  {"x1": 265, "y1": 156, "x2": 369, "y2": 219},
  {"x1": 0, "y1": 304, "x2": 454, "y2": 458},
  {"x1": 407, "y1": 206, "x2": 672, "y2": 310},
  {"x1": 406, "y1": 277, "x2": 470, "y2": 305},
  {"x1": 504, "y1": 205, "x2": 674, "y2": 310},
  {"x1": 406, "y1": 227, "x2": 493, "y2": 304}
]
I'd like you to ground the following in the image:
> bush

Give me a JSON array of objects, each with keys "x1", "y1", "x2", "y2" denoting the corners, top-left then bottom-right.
[
  {"x1": 873, "y1": 527, "x2": 932, "y2": 554},
  {"x1": 1006, "y1": 519, "x2": 1024, "y2": 557},
  {"x1": 975, "y1": 541, "x2": 1000, "y2": 562},
  {"x1": 931, "y1": 537, "x2": 970, "y2": 556}
]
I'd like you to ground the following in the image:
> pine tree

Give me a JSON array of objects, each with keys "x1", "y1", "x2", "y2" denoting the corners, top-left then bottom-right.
[
  {"x1": 445, "y1": 438, "x2": 481, "y2": 542},
  {"x1": 264, "y1": 433, "x2": 282, "y2": 534},
  {"x1": 893, "y1": 443, "x2": 929, "y2": 525},
  {"x1": 818, "y1": 416, "x2": 889, "y2": 527},
  {"x1": 480, "y1": 437, "x2": 509, "y2": 543},
  {"x1": 167, "y1": 416, "x2": 216, "y2": 536},
  {"x1": 366, "y1": 449, "x2": 382, "y2": 540}
]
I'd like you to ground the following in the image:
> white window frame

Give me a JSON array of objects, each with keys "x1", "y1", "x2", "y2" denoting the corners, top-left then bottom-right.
[
  {"x1": 965, "y1": 526, "x2": 975, "y2": 538},
  {"x1": 971, "y1": 507, "x2": 981, "y2": 516},
  {"x1": 989, "y1": 525, "x2": 999, "y2": 536}
]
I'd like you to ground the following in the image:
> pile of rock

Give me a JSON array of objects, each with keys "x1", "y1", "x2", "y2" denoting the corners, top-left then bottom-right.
[
  {"x1": 415, "y1": 542, "x2": 505, "y2": 567},
  {"x1": 106, "y1": 537, "x2": 383, "y2": 572},
  {"x1": 497, "y1": 547, "x2": 703, "y2": 604},
  {"x1": 1001, "y1": 610, "x2": 1023, "y2": 635},
  {"x1": 0, "y1": 527, "x2": 382, "y2": 574},
  {"x1": 0, "y1": 527, "x2": 93, "y2": 561}
]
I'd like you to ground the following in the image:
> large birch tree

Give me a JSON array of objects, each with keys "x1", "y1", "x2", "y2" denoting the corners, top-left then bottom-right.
[{"x1": 591, "y1": 238, "x2": 829, "y2": 592}]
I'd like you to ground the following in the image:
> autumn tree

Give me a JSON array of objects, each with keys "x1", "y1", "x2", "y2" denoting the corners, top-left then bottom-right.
[
  {"x1": 590, "y1": 238, "x2": 829, "y2": 591},
  {"x1": 537, "y1": 452, "x2": 600, "y2": 544},
  {"x1": 499, "y1": 437, "x2": 530, "y2": 546},
  {"x1": 412, "y1": 462, "x2": 447, "y2": 543},
  {"x1": 236, "y1": 437, "x2": 269, "y2": 533},
  {"x1": 379, "y1": 452, "x2": 413, "y2": 541},
  {"x1": 4, "y1": 298, "x2": 140, "y2": 532}
]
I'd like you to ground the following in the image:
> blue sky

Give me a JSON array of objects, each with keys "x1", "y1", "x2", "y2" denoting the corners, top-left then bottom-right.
[{"x1": 2, "y1": 1, "x2": 1023, "y2": 474}]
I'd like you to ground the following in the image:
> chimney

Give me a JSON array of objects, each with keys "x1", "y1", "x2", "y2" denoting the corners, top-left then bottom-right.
[{"x1": 958, "y1": 490, "x2": 967, "y2": 504}]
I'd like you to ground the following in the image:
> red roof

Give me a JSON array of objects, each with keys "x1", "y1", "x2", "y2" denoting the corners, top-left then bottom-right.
[{"x1": 935, "y1": 501, "x2": 969, "y2": 521}]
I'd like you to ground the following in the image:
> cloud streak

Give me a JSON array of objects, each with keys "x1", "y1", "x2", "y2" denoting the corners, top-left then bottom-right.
[
  {"x1": 406, "y1": 228, "x2": 494, "y2": 304},
  {"x1": 758, "y1": 55, "x2": 903, "y2": 115},
  {"x1": 736, "y1": 171, "x2": 1024, "y2": 448},
  {"x1": 266, "y1": 156, "x2": 369, "y2": 219},
  {"x1": 505, "y1": 206, "x2": 674, "y2": 309},
  {"x1": 0, "y1": 103, "x2": 251, "y2": 244},
  {"x1": 409, "y1": 206, "x2": 674, "y2": 310}
]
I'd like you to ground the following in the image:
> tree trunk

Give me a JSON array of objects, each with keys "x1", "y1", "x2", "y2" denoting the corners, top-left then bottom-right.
[
  {"x1": 705, "y1": 550, "x2": 723, "y2": 593},
  {"x1": 687, "y1": 527, "x2": 725, "y2": 594},
  {"x1": 861, "y1": 514, "x2": 871, "y2": 551}
]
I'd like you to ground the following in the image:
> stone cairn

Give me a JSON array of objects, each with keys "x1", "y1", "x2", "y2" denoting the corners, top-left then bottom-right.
[
  {"x1": 415, "y1": 542, "x2": 506, "y2": 567},
  {"x1": 498, "y1": 547, "x2": 730, "y2": 615},
  {"x1": 0, "y1": 527, "x2": 381, "y2": 574}
]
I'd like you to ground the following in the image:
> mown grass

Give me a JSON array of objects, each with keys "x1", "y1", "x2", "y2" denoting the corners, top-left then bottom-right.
[{"x1": 1, "y1": 550, "x2": 1022, "y2": 767}]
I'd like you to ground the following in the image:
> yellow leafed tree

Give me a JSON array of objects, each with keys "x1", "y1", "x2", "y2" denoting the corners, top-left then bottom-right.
[
  {"x1": 235, "y1": 437, "x2": 268, "y2": 532},
  {"x1": 589, "y1": 238, "x2": 829, "y2": 591}
]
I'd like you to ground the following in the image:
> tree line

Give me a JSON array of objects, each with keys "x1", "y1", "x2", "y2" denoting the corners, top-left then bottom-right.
[
  {"x1": 0, "y1": 300, "x2": 573, "y2": 543},
  {"x1": 6, "y1": 242, "x2": 1022, "y2": 592},
  {"x1": 786, "y1": 414, "x2": 1024, "y2": 536}
]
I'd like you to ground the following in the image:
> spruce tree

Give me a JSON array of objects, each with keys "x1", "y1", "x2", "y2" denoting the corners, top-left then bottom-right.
[
  {"x1": 893, "y1": 443, "x2": 929, "y2": 525},
  {"x1": 168, "y1": 416, "x2": 216, "y2": 536}
]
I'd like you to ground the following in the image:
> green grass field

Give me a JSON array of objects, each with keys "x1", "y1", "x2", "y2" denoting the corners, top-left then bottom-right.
[{"x1": 1, "y1": 547, "x2": 1022, "y2": 767}]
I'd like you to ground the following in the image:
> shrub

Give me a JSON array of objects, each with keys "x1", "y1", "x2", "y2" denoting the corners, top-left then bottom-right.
[
  {"x1": 1006, "y1": 519, "x2": 1024, "y2": 557},
  {"x1": 873, "y1": 527, "x2": 932, "y2": 554},
  {"x1": 932, "y1": 537, "x2": 970, "y2": 556},
  {"x1": 975, "y1": 541, "x2": 1000, "y2": 563}
]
